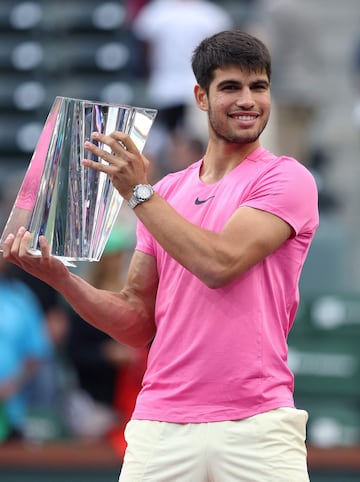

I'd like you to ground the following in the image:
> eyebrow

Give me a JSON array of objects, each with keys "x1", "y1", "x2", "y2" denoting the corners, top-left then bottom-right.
[{"x1": 216, "y1": 78, "x2": 270, "y2": 88}]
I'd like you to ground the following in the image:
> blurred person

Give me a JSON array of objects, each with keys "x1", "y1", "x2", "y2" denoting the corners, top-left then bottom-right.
[
  {"x1": 3, "y1": 30, "x2": 318, "y2": 482},
  {"x1": 132, "y1": 0, "x2": 233, "y2": 138},
  {"x1": 255, "y1": 0, "x2": 324, "y2": 165},
  {"x1": 0, "y1": 257, "x2": 52, "y2": 441},
  {"x1": 0, "y1": 175, "x2": 72, "y2": 441},
  {"x1": 29, "y1": 311, "x2": 71, "y2": 394}
]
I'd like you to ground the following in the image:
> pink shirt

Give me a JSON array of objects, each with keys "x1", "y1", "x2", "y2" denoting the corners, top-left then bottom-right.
[{"x1": 133, "y1": 146, "x2": 319, "y2": 423}]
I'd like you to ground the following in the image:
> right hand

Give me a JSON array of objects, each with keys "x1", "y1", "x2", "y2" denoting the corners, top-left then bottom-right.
[{"x1": 2, "y1": 227, "x2": 70, "y2": 289}]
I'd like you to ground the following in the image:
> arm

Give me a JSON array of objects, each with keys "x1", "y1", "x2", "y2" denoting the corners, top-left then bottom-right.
[
  {"x1": 134, "y1": 197, "x2": 292, "y2": 288},
  {"x1": 2, "y1": 229, "x2": 158, "y2": 348},
  {"x1": 83, "y1": 132, "x2": 293, "y2": 288}
]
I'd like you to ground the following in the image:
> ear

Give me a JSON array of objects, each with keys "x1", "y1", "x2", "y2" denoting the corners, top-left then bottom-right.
[{"x1": 194, "y1": 84, "x2": 208, "y2": 112}]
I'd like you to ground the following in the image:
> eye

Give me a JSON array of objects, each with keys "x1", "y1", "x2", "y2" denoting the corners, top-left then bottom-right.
[
  {"x1": 252, "y1": 82, "x2": 269, "y2": 91},
  {"x1": 221, "y1": 84, "x2": 238, "y2": 91}
]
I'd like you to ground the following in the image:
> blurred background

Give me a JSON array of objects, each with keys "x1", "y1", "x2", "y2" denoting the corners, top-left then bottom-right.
[{"x1": 0, "y1": 0, "x2": 360, "y2": 481}]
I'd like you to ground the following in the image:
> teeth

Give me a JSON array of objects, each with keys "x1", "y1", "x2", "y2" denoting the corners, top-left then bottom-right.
[{"x1": 234, "y1": 115, "x2": 254, "y2": 121}]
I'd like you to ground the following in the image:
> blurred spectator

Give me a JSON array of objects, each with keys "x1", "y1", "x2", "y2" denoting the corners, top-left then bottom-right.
[
  {"x1": 131, "y1": 0, "x2": 233, "y2": 140},
  {"x1": 256, "y1": 0, "x2": 324, "y2": 165},
  {"x1": 0, "y1": 257, "x2": 52, "y2": 441},
  {"x1": 21, "y1": 293, "x2": 77, "y2": 442}
]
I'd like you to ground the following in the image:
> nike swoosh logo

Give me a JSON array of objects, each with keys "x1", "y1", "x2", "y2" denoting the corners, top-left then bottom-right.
[{"x1": 194, "y1": 195, "x2": 215, "y2": 205}]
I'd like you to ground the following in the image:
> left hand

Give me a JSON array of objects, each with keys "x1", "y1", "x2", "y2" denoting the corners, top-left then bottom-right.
[{"x1": 83, "y1": 131, "x2": 151, "y2": 200}]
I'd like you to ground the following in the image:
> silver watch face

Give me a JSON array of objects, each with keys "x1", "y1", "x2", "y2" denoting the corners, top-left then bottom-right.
[{"x1": 135, "y1": 184, "x2": 153, "y2": 201}]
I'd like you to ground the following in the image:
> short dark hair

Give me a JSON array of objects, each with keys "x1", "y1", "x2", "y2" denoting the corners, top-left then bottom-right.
[{"x1": 191, "y1": 30, "x2": 272, "y2": 92}]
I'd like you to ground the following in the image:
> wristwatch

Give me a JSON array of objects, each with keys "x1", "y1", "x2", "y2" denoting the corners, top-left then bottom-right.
[{"x1": 128, "y1": 184, "x2": 154, "y2": 209}]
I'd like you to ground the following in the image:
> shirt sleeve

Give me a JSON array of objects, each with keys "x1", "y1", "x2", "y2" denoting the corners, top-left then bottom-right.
[
  {"x1": 135, "y1": 219, "x2": 156, "y2": 256},
  {"x1": 242, "y1": 157, "x2": 319, "y2": 235}
]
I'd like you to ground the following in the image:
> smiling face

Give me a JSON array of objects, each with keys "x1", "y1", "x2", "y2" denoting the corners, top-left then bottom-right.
[{"x1": 196, "y1": 66, "x2": 271, "y2": 147}]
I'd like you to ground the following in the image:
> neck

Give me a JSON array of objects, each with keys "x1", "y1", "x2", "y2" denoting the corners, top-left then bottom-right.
[{"x1": 200, "y1": 140, "x2": 260, "y2": 184}]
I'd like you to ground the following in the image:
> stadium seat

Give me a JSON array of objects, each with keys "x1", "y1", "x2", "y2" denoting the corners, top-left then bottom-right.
[
  {"x1": 292, "y1": 292, "x2": 360, "y2": 337},
  {"x1": 0, "y1": 73, "x2": 48, "y2": 112},
  {"x1": 36, "y1": 36, "x2": 132, "y2": 74},
  {"x1": 296, "y1": 396, "x2": 360, "y2": 448},
  {"x1": 288, "y1": 333, "x2": 360, "y2": 397},
  {"x1": 0, "y1": 1, "x2": 43, "y2": 33},
  {"x1": 60, "y1": 1, "x2": 126, "y2": 33},
  {"x1": 0, "y1": 34, "x2": 45, "y2": 72}
]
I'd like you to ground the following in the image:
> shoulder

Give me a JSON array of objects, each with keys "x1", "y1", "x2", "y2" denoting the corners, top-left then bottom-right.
[
  {"x1": 258, "y1": 150, "x2": 318, "y2": 190},
  {"x1": 278, "y1": 156, "x2": 318, "y2": 194},
  {"x1": 246, "y1": 150, "x2": 319, "y2": 225}
]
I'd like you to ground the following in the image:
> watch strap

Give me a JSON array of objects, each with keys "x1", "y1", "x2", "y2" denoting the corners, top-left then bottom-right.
[{"x1": 128, "y1": 184, "x2": 154, "y2": 209}]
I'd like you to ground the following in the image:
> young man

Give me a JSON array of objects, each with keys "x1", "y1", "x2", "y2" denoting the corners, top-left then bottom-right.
[{"x1": 3, "y1": 31, "x2": 318, "y2": 481}]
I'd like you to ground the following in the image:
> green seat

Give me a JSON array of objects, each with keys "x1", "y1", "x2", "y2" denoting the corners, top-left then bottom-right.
[
  {"x1": 295, "y1": 396, "x2": 360, "y2": 448},
  {"x1": 309, "y1": 293, "x2": 360, "y2": 334},
  {"x1": 288, "y1": 333, "x2": 360, "y2": 397},
  {"x1": 291, "y1": 292, "x2": 360, "y2": 337},
  {"x1": 23, "y1": 407, "x2": 71, "y2": 442}
]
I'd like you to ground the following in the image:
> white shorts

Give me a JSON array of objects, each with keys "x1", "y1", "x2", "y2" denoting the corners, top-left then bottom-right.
[{"x1": 118, "y1": 407, "x2": 309, "y2": 482}]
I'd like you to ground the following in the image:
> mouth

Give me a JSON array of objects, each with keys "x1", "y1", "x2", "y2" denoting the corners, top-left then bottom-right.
[
  {"x1": 229, "y1": 112, "x2": 259, "y2": 121},
  {"x1": 233, "y1": 115, "x2": 257, "y2": 121},
  {"x1": 228, "y1": 112, "x2": 260, "y2": 128}
]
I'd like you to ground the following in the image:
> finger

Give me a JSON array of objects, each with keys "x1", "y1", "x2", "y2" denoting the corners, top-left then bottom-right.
[
  {"x1": 101, "y1": 131, "x2": 150, "y2": 174},
  {"x1": 88, "y1": 131, "x2": 124, "y2": 155},
  {"x1": 9, "y1": 226, "x2": 27, "y2": 257},
  {"x1": 82, "y1": 155, "x2": 111, "y2": 173},
  {"x1": 18, "y1": 230, "x2": 33, "y2": 258},
  {"x1": 84, "y1": 140, "x2": 113, "y2": 162},
  {"x1": 108, "y1": 131, "x2": 138, "y2": 154},
  {"x1": 2, "y1": 233, "x2": 15, "y2": 258},
  {"x1": 39, "y1": 235, "x2": 51, "y2": 262},
  {"x1": 92, "y1": 131, "x2": 138, "y2": 156}
]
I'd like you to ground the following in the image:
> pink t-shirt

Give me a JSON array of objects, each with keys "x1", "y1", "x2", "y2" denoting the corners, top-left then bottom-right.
[{"x1": 133, "y1": 146, "x2": 319, "y2": 423}]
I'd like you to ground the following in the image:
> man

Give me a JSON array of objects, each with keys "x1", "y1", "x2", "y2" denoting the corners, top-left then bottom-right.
[{"x1": 3, "y1": 31, "x2": 318, "y2": 481}]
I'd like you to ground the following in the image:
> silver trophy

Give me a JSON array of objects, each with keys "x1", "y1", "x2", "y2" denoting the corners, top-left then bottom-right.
[{"x1": 0, "y1": 96, "x2": 157, "y2": 265}]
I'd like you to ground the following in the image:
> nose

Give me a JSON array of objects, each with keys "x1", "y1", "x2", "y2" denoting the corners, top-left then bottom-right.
[{"x1": 236, "y1": 87, "x2": 255, "y2": 109}]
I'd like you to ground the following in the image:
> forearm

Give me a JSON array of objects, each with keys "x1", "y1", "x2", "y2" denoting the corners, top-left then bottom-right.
[
  {"x1": 132, "y1": 194, "x2": 292, "y2": 289},
  {"x1": 134, "y1": 194, "x2": 233, "y2": 287},
  {"x1": 2, "y1": 229, "x2": 157, "y2": 348},
  {"x1": 58, "y1": 272, "x2": 156, "y2": 348}
]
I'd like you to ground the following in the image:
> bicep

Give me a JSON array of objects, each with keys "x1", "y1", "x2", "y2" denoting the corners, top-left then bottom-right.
[{"x1": 219, "y1": 206, "x2": 293, "y2": 278}]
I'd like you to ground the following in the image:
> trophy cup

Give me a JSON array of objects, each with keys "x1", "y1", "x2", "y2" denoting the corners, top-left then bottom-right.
[{"x1": 0, "y1": 96, "x2": 157, "y2": 265}]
